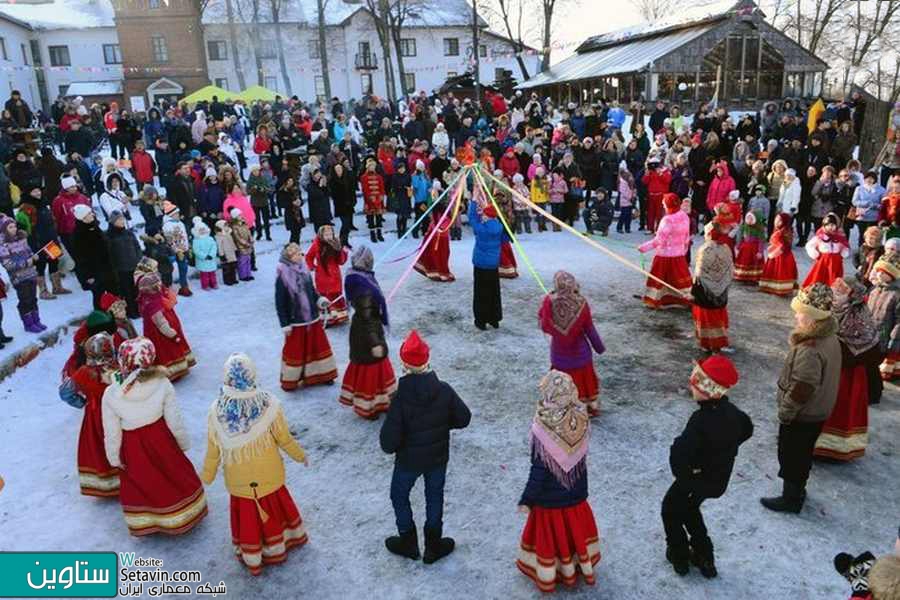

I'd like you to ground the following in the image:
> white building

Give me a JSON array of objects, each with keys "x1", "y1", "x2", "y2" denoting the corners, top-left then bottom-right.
[
  {"x1": 0, "y1": 0, "x2": 122, "y2": 111},
  {"x1": 198, "y1": 0, "x2": 539, "y2": 101}
]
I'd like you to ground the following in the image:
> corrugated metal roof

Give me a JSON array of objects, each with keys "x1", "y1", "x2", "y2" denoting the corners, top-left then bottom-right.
[
  {"x1": 518, "y1": 23, "x2": 717, "y2": 89},
  {"x1": 0, "y1": 0, "x2": 115, "y2": 30},
  {"x1": 66, "y1": 80, "x2": 123, "y2": 96}
]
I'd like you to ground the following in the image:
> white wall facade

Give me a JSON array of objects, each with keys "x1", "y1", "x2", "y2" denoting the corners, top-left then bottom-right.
[
  {"x1": 204, "y1": 10, "x2": 538, "y2": 103},
  {"x1": 36, "y1": 27, "x2": 123, "y2": 100},
  {"x1": 0, "y1": 19, "x2": 41, "y2": 110}
]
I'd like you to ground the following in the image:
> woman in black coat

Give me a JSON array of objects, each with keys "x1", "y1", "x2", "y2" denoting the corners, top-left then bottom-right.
[
  {"x1": 305, "y1": 168, "x2": 333, "y2": 234},
  {"x1": 8, "y1": 149, "x2": 42, "y2": 192},
  {"x1": 329, "y1": 162, "x2": 357, "y2": 247},
  {"x1": 106, "y1": 211, "x2": 142, "y2": 318},
  {"x1": 72, "y1": 209, "x2": 116, "y2": 309},
  {"x1": 37, "y1": 147, "x2": 66, "y2": 202}
]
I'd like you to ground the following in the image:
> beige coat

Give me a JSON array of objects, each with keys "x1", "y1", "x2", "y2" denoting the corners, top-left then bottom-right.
[{"x1": 776, "y1": 317, "x2": 842, "y2": 424}]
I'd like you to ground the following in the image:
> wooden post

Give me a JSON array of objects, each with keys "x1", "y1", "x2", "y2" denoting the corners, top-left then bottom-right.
[
  {"x1": 755, "y1": 32, "x2": 763, "y2": 100},
  {"x1": 630, "y1": 75, "x2": 634, "y2": 102},
  {"x1": 781, "y1": 70, "x2": 787, "y2": 97},
  {"x1": 739, "y1": 34, "x2": 747, "y2": 101},
  {"x1": 723, "y1": 37, "x2": 730, "y2": 102},
  {"x1": 694, "y1": 67, "x2": 700, "y2": 104}
]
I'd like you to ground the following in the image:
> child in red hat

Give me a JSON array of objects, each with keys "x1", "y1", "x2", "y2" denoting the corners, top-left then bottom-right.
[
  {"x1": 379, "y1": 330, "x2": 471, "y2": 564},
  {"x1": 662, "y1": 355, "x2": 753, "y2": 579}
]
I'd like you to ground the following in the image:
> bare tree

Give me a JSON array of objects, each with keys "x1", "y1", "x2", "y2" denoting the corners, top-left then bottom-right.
[
  {"x1": 316, "y1": 0, "x2": 332, "y2": 100},
  {"x1": 630, "y1": 0, "x2": 674, "y2": 21},
  {"x1": 478, "y1": 0, "x2": 534, "y2": 81},
  {"x1": 223, "y1": 0, "x2": 247, "y2": 90},
  {"x1": 538, "y1": 0, "x2": 579, "y2": 71},
  {"x1": 269, "y1": 0, "x2": 293, "y2": 95},
  {"x1": 364, "y1": 0, "x2": 398, "y2": 99},
  {"x1": 233, "y1": 0, "x2": 264, "y2": 85},
  {"x1": 838, "y1": 0, "x2": 900, "y2": 91},
  {"x1": 387, "y1": 0, "x2": 426, "y2": 97}
]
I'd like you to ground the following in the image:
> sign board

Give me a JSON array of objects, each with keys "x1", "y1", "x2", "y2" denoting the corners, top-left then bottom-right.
[{"x1": 129, "y1": 96, "x2": 146, "y2": 113}]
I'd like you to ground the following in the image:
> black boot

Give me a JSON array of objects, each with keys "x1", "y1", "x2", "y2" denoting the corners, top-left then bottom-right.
[
  {"x1": 690, "y1": 540, "x2": 717, "y2": 579},
  {"x1": 370, "y1": 230, "x2": 378, "y2": 243},
  {"x1": 385, "y1": 526, "x2": 420, "y2": 560},
  {"x1": 760, "y1": 481, "x2": 806, "y2": 513},
  {"x1": 423, "y1": 526, "x2": 455, "y2": 564},
  {"x1": 0, "y1": 328, "x2": 11, "y2": 344},
  {"x1": 666, "y1": 546, "x2": 690, "y2": 576},
  {"x1": 377, "y1": 229, "x2": 385, "y2": 242}
]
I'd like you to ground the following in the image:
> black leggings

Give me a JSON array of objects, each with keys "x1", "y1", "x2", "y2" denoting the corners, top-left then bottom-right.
[
  {"x1": 35, "y1": 254, "x2": 59, "y2": 277},
  {"x1": 253, "y1": 206, "x2": 271, "y2": 240}
]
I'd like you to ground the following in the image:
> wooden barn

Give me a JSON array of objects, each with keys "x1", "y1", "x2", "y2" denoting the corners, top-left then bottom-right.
[{"x1": 517, "y1": 0, "x2": 828, "y2": 110}]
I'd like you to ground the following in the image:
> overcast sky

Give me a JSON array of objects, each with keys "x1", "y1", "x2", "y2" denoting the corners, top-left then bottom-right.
[{"x1": 545, "y1": 1, "x2": 645, "y2": 62}]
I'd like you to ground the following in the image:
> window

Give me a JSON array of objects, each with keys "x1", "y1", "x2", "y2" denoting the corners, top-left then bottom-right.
[
  {"x1": 361, "y1": 73, "x2": 372, "y2": 95},
  {"x1": 358, "y1": 41, "x2": 370, "y2": 56},
  {"x1": 58, "y1": 84, "x2": 69, "y2": 97},
  {"x1": 314, "y1": 75, "x2": 326, "y2": 97},
  {"x1": 214, "y1": 78, "x2": 229, "y2": 90},
  {"x1": 48, "y1": 45, "x2": 70, "y2": 67},
  {"x1": 207, "y1": 40, "x2": 227, "y2": 61},
  {"x1": 447, "y1": 71, "x2": 457, "y2": 79},
  {"x1": 443, "y1": 38, "x2": 459, "y2": 56},
  {"x1": 400, "y1": 38, "x2": 416, "y2": 57},
  {"x1": 151, "y1": 36, "x2": 168, "y2": 63},
  {"x1": 148, "y1": 0, "x2": 161, "y2": 8},
  {"x1": 103, "y1": 44, "x2": 122, "y2": 64},
  {"x1": 308, "y1": 39, "x2": 319, "y2": 59},
  {"x1": 21, "y1": 43, "x2": 28, "y2": 65},
  {"x1": 258, "y1": 40, "x2": 276, "y2": 59},
  {"x1": 264, "y1": 76, "x2": 278, "y2": 90},
  {"x1": 479, "y1": 44, "x2": 487, "y2": 58},
  {"x1": 402, "y1": 72, "x2": 415, "y2": 94},
  {"x1": 0, "y1": 38, "x2": 6, "y2": 61}
]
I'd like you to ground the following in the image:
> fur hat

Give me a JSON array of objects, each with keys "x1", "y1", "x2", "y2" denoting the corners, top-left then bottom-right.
[
  {"x1": 61, "y1": 176, "x2": 78, "y2": 190},
  {"x1": 864, "y1": 226, "x2": 883, "y2": 247},
  {"x1": 791, "y1": 283, "x2": 834, "y2": 320},
  {"x1": 690, "y1": 355, "x2": 739, "y2": 400},
  {"x1": 73, "y1": 204, "x2": 92, "y2": 222},
  {"x1": 874, "y1": 254, "x2": 900, "y2": 280},
  {"x1": 400, "y1": 330, "x2": 429, "y2": 372},
  {"x1": 869, "y1": 555, "x2": 900, "y2": 600}
]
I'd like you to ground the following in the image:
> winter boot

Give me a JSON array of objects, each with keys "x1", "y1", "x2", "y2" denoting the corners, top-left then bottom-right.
[
  {"x1": 690, "y1": 539, "x2": 717, "y2": 579},
  {"x1": 0, "y1": 327, "x2": 12, "y2": 343},
  {"x1": 22, "y1": 312, "x2": 43, "y2": 334},
  {"x1": 34, "y1": 310, "x2": 47, "y2": 331},
  {"x1": 385, "y1": 526, "x2": 420, "y2": 560},
  {"x1": 760, "y1": 481, "x2": 806, "y2": 514},
  {"x1": 370, "y1": 230, "x2": 378, "y2": 243},
  {"x1": 51, "y1": 272, "x2": 72, "y2": 295},
  {"x1": 422, "y1": 526, "x2": 455, "y2": 564},
  {"x1": 666, "y1": 546, "x2": 690, "y2": 576},
  {"x1": 377, "y1": 229, "x2": 385, "y2": 242},
  {"x1": 37, "y1": 277, "x2": 56, "y2": 300},
  {"x1": 178, "y1": 286, "x2": 193, "y2": 297}
]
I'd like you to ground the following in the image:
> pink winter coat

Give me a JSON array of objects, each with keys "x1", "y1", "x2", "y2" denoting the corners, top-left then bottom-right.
[
  {"x1": 222, "y1": 192, "x2": 255, "y2": 229},
  {"x1": 706, "y1": 173, "x2": 736, "y2": 212},
  {"x1": 639, "y1": 210, "x2": 690, "y2": 257}
]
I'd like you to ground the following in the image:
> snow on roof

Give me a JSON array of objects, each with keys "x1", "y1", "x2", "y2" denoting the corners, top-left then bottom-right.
[
  {"x1": 0, "y1": 0, "x2": 115, "y2": 30},
  {"x1": 518, "y1": 22, "x2": 717, "y2": 89},
  {"x1": 66, "y1": 80, "x2": 122, "y2": 96},
  {"x1": 577, "y1": 0, "x2": 752, "y2": 53}
]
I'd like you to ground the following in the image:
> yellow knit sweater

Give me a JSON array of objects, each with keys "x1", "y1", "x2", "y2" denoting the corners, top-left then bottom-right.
[{"x1": 201, "y1": 408, "x2": 306, "y2": 500}]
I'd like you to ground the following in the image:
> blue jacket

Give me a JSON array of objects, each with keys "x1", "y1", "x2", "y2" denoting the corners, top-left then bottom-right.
[
  {"x1": 191, "y1": 235, "x2": 218, "y2": 272},
  {"x1": 518, "y1": 450, "x2": 588, "y2": 508},
  {"x1": 411, "y1": 173, "x2": 431, "y2": 206},
  {"x1": 198, "y1": 183, "x2": 225, "y2": 216},
  {"x1": 607, "y1": 107, "x2": 626, "y2": 129},
  {"x1": 469, "y1": 200, "x2": 505, "y2": 269},
  {"x1": 852, "y1": 184, "x2": 885, "y2": 223}
]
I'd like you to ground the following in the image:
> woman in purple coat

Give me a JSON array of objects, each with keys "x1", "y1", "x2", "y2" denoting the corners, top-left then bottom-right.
[{"x1": 538, "y1": 271, "x2": 605, "y2": 416}]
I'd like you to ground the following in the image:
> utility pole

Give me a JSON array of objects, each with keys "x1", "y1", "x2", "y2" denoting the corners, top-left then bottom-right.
[{"x1": 472, "y1": 0, "x2": 480, "y2": 104}]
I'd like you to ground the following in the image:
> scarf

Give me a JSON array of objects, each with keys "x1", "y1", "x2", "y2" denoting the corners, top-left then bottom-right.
[
  {"x1": 345, "y1": 246, "x2": 388, "y2": 327},
  {"x1": 276, "y1": 253, "x2": 312, "y2": 322},
  {"x1": 832, "y1": 278, "x2": 879, "y2": 356},
  {"x1": 547, "y1": 271, "x2": 586, "y2": 336},
  {"x1": 530, "y1": 370, "x2": 589, "y2": 489},
  {"x1": 815, "y1": 227, "x2": 849, "y2": 247},
  {"x1": 695, "y1": 239, "x2": 733, "y2": 298},
  {"x1": 209, "y1": 353, "x2": 281, "y2": 466}
]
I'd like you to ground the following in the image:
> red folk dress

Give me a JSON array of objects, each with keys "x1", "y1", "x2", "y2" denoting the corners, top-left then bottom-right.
[
  {"x1": 305, "y1": 238, "x2": 349, "y2": 326},
  {"x1": 414, "y1": 211, "x2": 455, "y2": 282},
  {"x1": 71, "y1": 365, "x2": 120, "y2": 497},
  {"x1": 139, "y1": 289, "x2": 195, "y2": 381}
]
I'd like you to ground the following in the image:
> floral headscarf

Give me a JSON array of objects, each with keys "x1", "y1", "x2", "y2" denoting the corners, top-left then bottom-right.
[
  {"x1": 530, "y1": 370, "x2": 589, "y2": 489},
  {"x1": 117, "y1": 337, "x2": 156, "y2": 391},
  {"x1": 84, "y1": 332, "x2": 116, "y2": 369},
  {"x1": 547, "y1": 271, "x2": 586, "y2": 335},
  {"x1": 831, "y1": 277, "x2": 879, "y2": 356}
]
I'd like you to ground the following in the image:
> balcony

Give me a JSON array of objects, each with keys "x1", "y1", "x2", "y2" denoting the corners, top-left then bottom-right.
[{"x1": 355, "y1": 53, "x2": 378, "y2": 70}]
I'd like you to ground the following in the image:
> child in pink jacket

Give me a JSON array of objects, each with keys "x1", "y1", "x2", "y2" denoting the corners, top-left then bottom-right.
[
  {"x1": 549, "y1": 170, "x2": 568, "y2": 232},
  {"x1": 638, "y1": 193, "x2": 692, "y2": 309}
]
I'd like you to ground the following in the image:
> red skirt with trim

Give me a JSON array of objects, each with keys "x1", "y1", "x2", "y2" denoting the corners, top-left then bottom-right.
[
  {"x1": 118, "y1": 418, "x2": 207, "y2": 536},
  {"x1": 642, "y1": 255, "x2": 692, "y2": 309},
  {"x1": 516, "y1": 500, "x2": 601, "y2": 593},
  {"x1": 281, "y1": 321, "x2": 338, "y2": 391},
  {"x1": 814, "y1": 364, "x2": 868, "y2": 461},
  {"x1": 143, "y1": 308, "x2": 195, "y2": 381},
  {"x1": 802, "y1": 253, "x2": 844, "y2": 288},
  {"x1": 499, "y1": 242, "x2": 519, "y2": 278},
  {"x1": 78, "y1": 395, "x2": 120, "y2": 497},
  {"x1": 759, "y1": 252, "x2": 798, "y2": 296},
  {"x1": 733, "y1": 241, "x2": 763, "y2": 282},
  {"x1": 880, "y1": 351, "x2": 900, "y2": 381},
  {"x1": 339, "y1": 358, "x2": 398, "y2": 419},
  {"x1": 324, "y1": 296, "x2": 349, "y2": 328},
  {"x1": 230, "y1": 486, "x2": 308, "y2": 576},
  {"x1": 692, "y1": 305, "x2": 729, "y2": 351},
  {"x1": 414, "y1": 232, "x2": 455, "y2": 282},
  {"x1": 553, "y1": 363, "x2": 600, "y2": 416}
]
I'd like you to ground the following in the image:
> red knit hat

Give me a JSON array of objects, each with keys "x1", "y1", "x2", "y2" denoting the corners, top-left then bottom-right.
[
  {"x1": 483, "y1": 204, "x2": 498, "y2": 219},
  {"x1": 690, "y1": 355, "x2": 739, "y2": 400},
  {"x1": 662, "y1": 193, "x2": 681, "y2": 213},
  {"x1": 400, "y1": 330, "x2": 430, "y2": 370},
  {"x1": 99, "y1": 292, "x2": 123, "y2": 312}
]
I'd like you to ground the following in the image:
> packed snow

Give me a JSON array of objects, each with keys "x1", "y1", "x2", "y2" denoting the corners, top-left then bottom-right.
[{"x1": 1, "y1": 209, "x2": 898, "y2": 598}]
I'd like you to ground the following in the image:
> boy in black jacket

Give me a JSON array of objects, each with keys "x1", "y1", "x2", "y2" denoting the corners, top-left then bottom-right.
[
  {"x1": 662, "y1": 355, "x2": 753, "y2": 579},
  {"x1": 390, "y1": 161, "x2": 412, "y2": 238},
  {"x1": 380, "y1": 330, "x2": 471, "y2": 564}
]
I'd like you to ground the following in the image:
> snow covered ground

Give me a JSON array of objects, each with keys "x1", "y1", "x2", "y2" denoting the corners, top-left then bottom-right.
[{"x1": 1, "y1": 217, "x2": 898, "y2": 599}]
